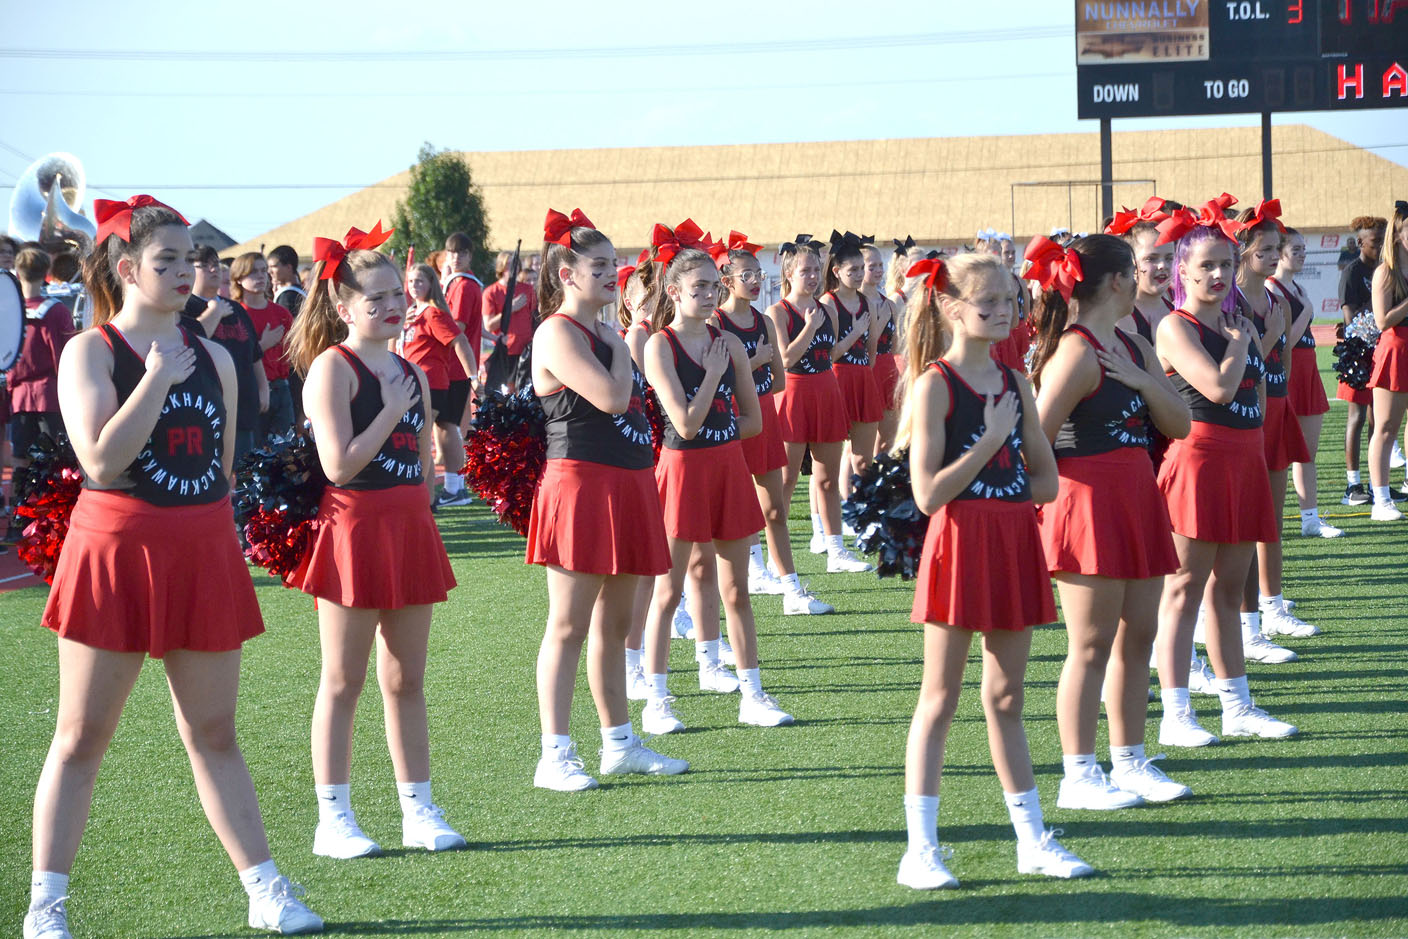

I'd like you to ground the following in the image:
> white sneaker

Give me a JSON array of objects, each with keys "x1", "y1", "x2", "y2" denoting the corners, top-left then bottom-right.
[
  {"x1": 843, "y1": 520, "x2": 857, "y2": 537},
  {"x1": 641, "y1": 696, "x2": 686, "y2": 735},
  {"x1": 626, "y1": 664, "x2": 650, "y2": 701},
  {"x1": 1243, "y1": 629, "x2": 1298, "y2": 664},
  {"x1": 698, "y1": 659, "x2": 740, "y2": 693},
  {"x1": 1371, "y1": 503, "x2": 1404, "y2": 521},
  {"x1": 599, "y1": 735, "x2": 689, "y2": 776},
  {"x1": 1222, "y1": 701, "x2": 1298, "y2": 738},
  {"x1": 748, "y1": 564, "x2": 785, "y2": 595},
  {"x1": 1016, "y1": 829, "x2": 1094, "y2": 878},
  {"x1": 1260, "y1": 601, "x2": 1320, "y2": 638},
  {"x1": 247, "y1": 876, "x2": 324, "y2": 935},
  {"x1": 402, "y1": 803, "x2": 466, "y2": 851},
  {"x1": 1301, "y1": 517, "x2": 1345, "y2": 538},
  {"x1": 312, "y1": 811, "x2": 382, "y2": 859},
  {"x1": 783, "y1": 584, "x2": 835, "y2": 615},
  {"x1": 826, "y1": 545, "x2": 873, "y2": 573},
  {"x1": 897, "y1": 845, "x2": 959, "y2": 890},
  {"x1": 1159, "y1": 706, "x2": 1219, "y2": 747},
  {"x1": 809, "y1": 530, "x2": 827, "y2": 554},
  {"x1": 1109, "y1": 754, "x2": 1192, "y2": 802},
  {"x1": 1392, "y1": 441, "x2": 1406, "y2": 469},
  {"x1": 719, "y1": 637, "x2": 736, "y2": 667},
  {"x1": 1187, "y1": 655, "x2": 1218, "y2": 695},
  {"x1": 533, "y1": 743, "x2": 599, "y2": 792},
  {"x1": 23, "y1": 897, "x2": 71, "y2": 939},
  {"x1": 1056, "y1": 766, "x2": 1144, "y2": 810},
  {"x1": 672, "y1": 603, "x2": 694, "y2": 640},
  {"x1": 739, "y1": 691, "x2": 795, "y2": 726}
]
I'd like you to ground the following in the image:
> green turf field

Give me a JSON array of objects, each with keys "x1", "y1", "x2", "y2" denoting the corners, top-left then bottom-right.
[{"x1": 3, "y1": 354, "x2": 1406, "y2": 938}]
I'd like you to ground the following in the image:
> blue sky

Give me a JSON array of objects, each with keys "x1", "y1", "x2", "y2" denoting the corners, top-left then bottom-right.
[{"x1": 1, "y1": 0, "x2": 1403, "y2": 244}]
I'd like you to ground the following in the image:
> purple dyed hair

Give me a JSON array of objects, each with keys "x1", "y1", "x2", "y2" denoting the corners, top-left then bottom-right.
[{"x1": 1172, "y1": 225, "x2": 1239, "y2": 314}]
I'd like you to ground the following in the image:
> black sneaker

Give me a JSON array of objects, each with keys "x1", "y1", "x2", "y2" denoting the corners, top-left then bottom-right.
[
  {"x1": 433, "y1": 489, "x2": 473, "y2": 509},
  {"x1": 1342, "y1": 484, "x2": 1371, "y2": 506},
  {"x1": 1394, "y1": 486, "x2": 1408, "y2": 503}
]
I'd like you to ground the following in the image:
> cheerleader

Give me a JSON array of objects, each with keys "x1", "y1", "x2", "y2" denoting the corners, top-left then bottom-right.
[
  {"x1": 1367, "y1": 201, "x2": 1408, "y2": 520},
  {"x1": 401, "y1": 263, "x2": 476, "y2": 432},
  {"x1": 1232, "y1": 201, "x2": 1320, "y2": 645},
  {"x1": 1026, "y1": 234, "x2": 1193, "y2": 810},
  {"x1": 820, "y1": 231, "x2": 882, "y2": 494},
  {"x1": 282, "y1": 224, "x2": 464, "y2": 860},
  {"x1": 713, "y1": 234, "x2": 834, "y2": 615},
  {"x1": 1105, "y1": 198, "x2": 1174, "y2": 343},
  {"x1": 861, "y1": 242, "x2": 903, "y2": 455},
  {"x1": 1151, "y1": 207, "x2": 1298, "y2": 748},
  {"x1": 1268, "y1": 229, "x2": 1339, "y2": 537},
  {"x1": 27, "y1": 196, "x2": 321, "y2": 937},
  {"x1": 897, "y1": 251, "x2": 1091, "y2": 890},
  {"x1": 526, "y1": 208, "x2": 687, "y2": 789},
  {"x1": 640, "y1": 241, "x2": 794, "y2": 733},
  {"x1": 767, "y1": 240, "x2": 871, "y2": 573}
]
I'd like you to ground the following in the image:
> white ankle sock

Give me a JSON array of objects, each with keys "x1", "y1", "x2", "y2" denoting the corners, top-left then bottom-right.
[
  {"x1": 1258, "y1": 593, "x2": 1283, "y2": 613},
  {"x1": 810, "y1": 513, "x2": 823, "y2": 537},
  {"x1": 1240, "y1": 611, "x2": 1262, "y2": 635},
  {"x1": 443, "y1": 473, "x2": 464, "y2": 494},
  {"x1": 1162, "y1": 686, "x2": 1191, "y2": 712},
  {"x1": 826, "y1": 534, "x2": 846, "y2": 554},
  {"x1": 1347, "y1": 470, "x2": 1361, "y2": 485},
  {"x1": 738, "y1": 667, "x2": 762, "y2": 696},
  {"x1": 696, "y1": 638, "x2": 720, "y2": 665},
  {"x1": 1003, "y1": 788, "x2": 1046, "y2": 844},
  {"x1": 648, "y1": 673, "x2": 670, "y2": 700},
  {"x1": 315, "y1": 783, "x2": 351, "y2": 823},
  {"x1": 600, "y1": 722, "x2": 634, "y2": 753},
  {"x1": 397, "y1": 780, "x2": 432, "y2": 816},
  {"x1": 1110, "y1": 743, "x2": 1146, "y2": 772},
  {"x1": 238, "y1": 860, "x2": 280, "y2": 898},
  {"x1": 625, "y1": 646, "x2": 642, "y2": 672},
  {"x1": 1061, "y1": 753, "x2": 1098, "y2": 778},
  {"x1": 1215, "y1": 674, "x2": 1252, "y2": 712},
  {"x1": 748, "y1": 543, "x2": 764, "y2": 567},
  {"x1": 29, "y1": 871, "x2": 68, "y2": 910},
  {"x1": 781, "y1": 572, "x2": 802, "y2": 592},
  {"x1": 1373, "y1": 485, "x2": 1393, "y2": 506},
  {"x1": 541, "y1": 734, "x2": 571, "y2": 759},
  {"x1": 1300, "y1": 508, "x2": 1318, "y2": 522},
  {"x1": 903, "y1": 794, "x2": 939, "y2": 852}
]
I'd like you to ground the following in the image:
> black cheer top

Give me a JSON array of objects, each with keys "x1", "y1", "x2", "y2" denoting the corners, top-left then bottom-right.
[
  {"x1": 716, "y1": 307, "x2": 774, "y2": 397},
  {"x1": 1268, "y1": 277, "x2": 1314, "y2": 350},
  {"x1": 95, "y1": 323, "x2": 229, "y2": 506},
  {"x1": 334, "y1": 346, "x2": 427, "y2": 490},
  {"x1": 1166, "y1": 309, "x2": 1264, "y2": 429},
  {"x1": 660, "y1": 325, "x2": 738, "y2": 450},
  {"x1": 1237, "y1": 286, "x2": 1289, "y2": 400},
  {"x1": 540, "y1": 315, "x2": 654, "y2": 470},
  {"x1": 876, "y1": 296, "x2": 897, "y2": 355},
  {"x1": 1052, "y1": 326, "x2": 1151, "y2": 459},
  {"x1": 781, "y1": 300, "x2": 834, "y2": 376},
  {"x1": 828, "y1": 291, "x2": 871, "y2": 366},
  {"x1": 932, "y1": 359, "x2": 1031, "y2": 503}
]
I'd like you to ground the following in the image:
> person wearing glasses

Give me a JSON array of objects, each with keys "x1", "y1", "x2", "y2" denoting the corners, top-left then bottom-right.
[{"x1": 185, "y1": 245, "x2": 268, "y2": 465}]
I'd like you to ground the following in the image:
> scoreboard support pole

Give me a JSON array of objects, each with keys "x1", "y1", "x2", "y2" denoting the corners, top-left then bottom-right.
[
  {"x1": 1100, "y1": 117, "x2": 1113, "y2": 225},
  {"x1": 1261, "y1": 111, "x2": 1273, "y2": 201}
]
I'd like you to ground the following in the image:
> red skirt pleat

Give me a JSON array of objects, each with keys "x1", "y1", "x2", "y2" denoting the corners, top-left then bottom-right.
[
  {"x1": 42, "y1": 490, "x2": 264, "y2": 657},
  {"x1": 1262, "y1": 395, "x2": 1311, "y2": 471},
  {"x1": 655, "y1": 441, "x2": 765, "y2": 543},
  {"x1": 1370, "y1": 326, "x2": 1408, "y2": 393},
  {"x1": 873, "y1": 353, "x2": 904, "y2": 411},
  {"x1": 1041, "y1": 448, "x2": 1178, "y2": 579},
  {"x1": 911, "y1": 498, "x2": 1056, "y2": 631},
  {"x1": 775, "y1": 371, "x2": 849, "y2": 443},
  {"x1": 740, "y1": 392, "x2": 788, "y2": 475},
  {"x1": 1157, "y1": 423, "x2": 1279, "y2": 544},
  {"x1": 834, "y1": 361, "x2": 883, "y2": 424},
  {"x1": 289, "y1": 484, "x2": 456, "y2": 609},
  {"x1": 526, "y1": 458, "x2": 670, "y2": 576},
  {"x1": 1288, "y1": 346, "x2": 1330, "y2": 416}
]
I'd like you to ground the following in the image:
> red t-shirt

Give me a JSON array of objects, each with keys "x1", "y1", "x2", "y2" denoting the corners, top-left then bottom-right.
[
  {"x1": 11, "y1": 297, "x2": 74, "y2": 412},
  {"x1": 481, "y1": 281, "x2": 537, "y2": 356},
  {"x1": 444, "y1": 273, "x2": 483, "y2": 379},
  {"x1": 244, "y1": 301, "x2": 294, "y2": 381},
  {"x1": 401, "y1": 302, "x2": 461, "y2": 389}
]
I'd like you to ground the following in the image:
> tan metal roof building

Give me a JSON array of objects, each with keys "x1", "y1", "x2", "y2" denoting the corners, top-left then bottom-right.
[{"x1": 226, "y1": 124, "x2": 1407, "y2": 258}]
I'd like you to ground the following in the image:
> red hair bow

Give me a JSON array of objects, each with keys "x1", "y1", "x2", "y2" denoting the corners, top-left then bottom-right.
[
  {"x1": 1022, "y1": 235, "x2": 1084, "y2": 302},
  {"x1": 544, "y1": 208, "x2": 595, "y2": 246},
  {"x1": 905, "y1": 258, "x2": 948, "y2": 296},
  {"x1": 707, "y1": 230, "x2": 762, "y2": 264},
  {"x1": 1246, "y1": 198, "x2": 1285, "y2": 232},
  {"x1": 651, "y1": 218, "x2": 706, "y2": 266},
  {"x1": 94, "y1": 195, "x2": 189, "y2": 244},
  {"x1": 313, "y1": 221, "x2": 394, "y2": 282},
  {"x1": 1194, "y1": 194, "x2": 1244, "y2": 240},
  {"x1": 1154, "y1": 207, "x2": 1198, "y2": 246},
  {"x1": 616, "y1": 265, "x2": 636, "y2": 291},
  {"x1": 1104, "y1": 196, "x2": 1170, "y2": 235}
]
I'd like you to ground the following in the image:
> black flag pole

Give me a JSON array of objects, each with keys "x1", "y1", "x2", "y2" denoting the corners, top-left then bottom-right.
[{"x1": 486, "y1": 239, "x2": 523, "y2": 393}]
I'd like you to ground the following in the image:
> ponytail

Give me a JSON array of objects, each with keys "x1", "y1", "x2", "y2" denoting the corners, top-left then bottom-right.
[
  {"x1": 285, "y1": 249, "x2": 397, "y2": 376},
  {"x1": 1027, "y1": 289, "x2": 1071, "y2": 388}
]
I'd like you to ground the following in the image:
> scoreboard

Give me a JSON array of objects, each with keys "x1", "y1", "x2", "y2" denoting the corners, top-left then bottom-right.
[{"x1": 1076, "y1": 1, "x2": 1408, "y2": 118}]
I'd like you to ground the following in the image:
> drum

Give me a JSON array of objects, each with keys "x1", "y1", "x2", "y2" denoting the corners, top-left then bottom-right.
[{"x1": 0, "y1": 271, "x2": 27, "y2": 371}]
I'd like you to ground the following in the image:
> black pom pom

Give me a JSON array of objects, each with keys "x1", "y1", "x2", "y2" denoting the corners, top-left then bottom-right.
[
  {"x1": 1333, "y1": 337, "x2": 1375, "y2": 390},
  {"x1": 233, "y1": 434, "x2": 327, "y2": 577},
  {"x1": 841, "y1": 448, "x2": 929, "y2": 579}
]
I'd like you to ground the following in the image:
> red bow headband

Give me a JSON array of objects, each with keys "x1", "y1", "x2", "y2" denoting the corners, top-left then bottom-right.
[
  {"x1": 650, "y1": 218, "x2": 706, "y2": 266},
  {"x1": 94, "y1": 195, "x2": 189, "y2": 244},
  {"x1": 1022, "y1": 235, "x2": 1085, "y2": 302},
  {"x1": 313, "y1": 221, "x2": 394, "y2": 282},
  {"x1": 544, "y1": 208, "x2": 595, "y2": 246},
  {"x1": 1154, "y1": 193, "x2": 1245, "y2": 246},
  {"x1": 1104, "y1": 196, "x2": 1170, "y2": 236},
  {"x1": 1245, "y1": 198, "x2": 1285, "y2": 233},
  {"x1": 905, "y1": 258, "x2": 948, "y2": 296},
  {"x1": 616, "y1": 265, "x2": 636, "y2": 291},
  {"x1": 707, "y1": 230, "x2": 762, "y2": 264}
]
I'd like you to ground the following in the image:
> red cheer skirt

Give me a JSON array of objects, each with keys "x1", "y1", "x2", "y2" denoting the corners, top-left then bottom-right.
[
  {"x1": 1336, "y1": 380, "x2": 1372, "y2": 405},
  {"x1": 1263, "y1": 394, "x2": 1312, "y2": 472},
  {"x1": 740, "y1": 391, "x2": 788, "y2": 475},
  {"x1": 874, "y1": 353, "x2": 904, "y2": 411},
  {"x1": 1041, "y1": 448, "x2": 1178, "y2": 580},
  {"x1": 1370, "y1": 325, "x2": 1408, "y2": 393},
  {"x1": 1157, "y1": 423, "x2": 1278, "y2": 545},
  {"x1": 656, "y1": 441, "x2": 764, "y2": 543},
  {"x1": 526, "y1": 458, "x2": 670, "y2": 576},
  {"x1": 834, "y1": 361, "x2": 883, "y2": 425},
  {"x1": 1288, "y1": 346, "x2": 1329, "y2": 417},
  {"x1": 911, "y1": 498, "x2": 1056, "y2": 631},
  {"x1": 776, "y1": 371, "x2": 849, "y2": 444},
  {"x1": 289, "y1": 484, "x2": 455, "y2": 609},
  {"x1": 42, "y1": 490, "x2": 264, "y2": 658}
]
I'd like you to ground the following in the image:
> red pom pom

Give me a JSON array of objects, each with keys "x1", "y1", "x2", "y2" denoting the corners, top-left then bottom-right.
[
  {"x1": 15, "y1": 466, "x2": 84, "y2": 584},
  {"x1": 243, "y1": 508, "x2": 317, "y2": 580}
]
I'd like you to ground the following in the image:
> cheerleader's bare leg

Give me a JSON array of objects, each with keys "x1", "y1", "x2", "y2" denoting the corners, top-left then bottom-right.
[
  {"x1": 538, "y1": 566, "x2": 606, "y2": 736},
  {"x1": 585, "y1": 574, "x2": 638, "y2": 729},
  {"x1": 1292, "y1": 412, "x2": 1323, "y2": 510},
  {"x1": 374, "y1": 605, "x2": 434, "y2": 783},
  {"x1": 311, "y1": 603, "x2": 381, "y2": 784}
]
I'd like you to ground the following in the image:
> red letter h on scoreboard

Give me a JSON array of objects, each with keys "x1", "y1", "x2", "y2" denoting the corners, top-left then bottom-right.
[{"x1": 1338, "y1": 63, "x2": 1364, "y2": 99}]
